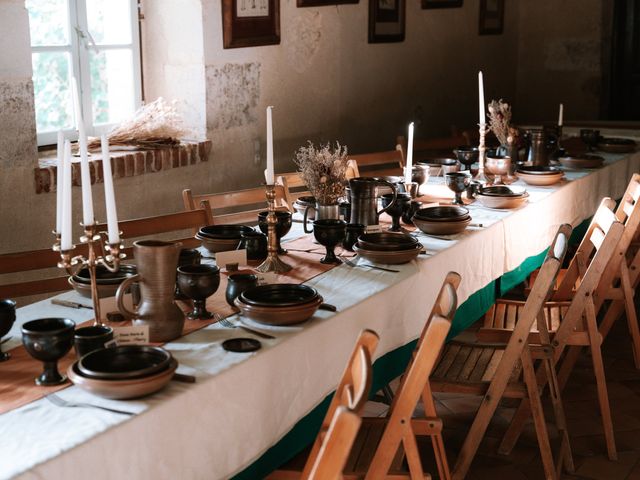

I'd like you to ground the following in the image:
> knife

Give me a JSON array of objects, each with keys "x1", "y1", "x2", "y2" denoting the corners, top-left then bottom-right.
[{"x1": 51, "y1": 299, "x2": 93, "y2": 310}]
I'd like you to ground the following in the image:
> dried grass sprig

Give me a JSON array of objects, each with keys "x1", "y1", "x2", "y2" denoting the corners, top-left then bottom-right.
[
  {"x1": 294, "y1": 142, "x2": 349, "y2": 205},
  {"x1": 87, "y1": 98, "x2": 189, "y2": 149},
  {"x1": 487, "y1": 99, "x2": 512, "y2": 146}
]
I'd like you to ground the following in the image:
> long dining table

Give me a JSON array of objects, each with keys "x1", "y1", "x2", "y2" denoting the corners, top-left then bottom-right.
[{"x1": 1, "y1": 138, "x2": 640, "y2": 480}]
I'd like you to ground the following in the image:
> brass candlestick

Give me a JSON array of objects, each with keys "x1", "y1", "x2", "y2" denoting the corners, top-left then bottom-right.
[
  {"x1": 256, "y1": 185, "x2": 292, "y2": 273},
  {"x1": 54, "y1": 223, "x2": 125, "y2": 326},
  {"x1": 475, "y1": 122, "x2": 489, "y2": 184}
]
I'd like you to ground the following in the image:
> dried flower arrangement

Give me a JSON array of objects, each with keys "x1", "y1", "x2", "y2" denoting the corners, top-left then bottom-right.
[
  {"x1": 88, "y1": 98, "x2": 189, "y2": 150},
  {"x1": 487, "y1": 99, "x2": 513, "y2": 146},
  {"x1": 294, "y1": 142, "x2": 349, "y2": 205}
]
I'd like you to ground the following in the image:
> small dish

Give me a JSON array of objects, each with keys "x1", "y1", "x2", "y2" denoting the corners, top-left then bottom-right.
[
  {"x1": 516, "y1": 165, "x2": 563, "y2": 175},
  {"x1": 222, "y1": 338, "x2": 262, "y2": 353},
  {"x1": 357, "y1": 232, "x2": 419, "y2": 251},
  {"x1": 597, "y1": 138, "x2": 637, "y2": 153},
  {"x1": 516, "y1": 171, "x2": 564, "y2": 186},
  {"x1": 68, "y1": 358, "x2": 178, "y2": 400},
  {"x1": 240, "y1": 284, "x2": 319, "y2": 308},
  {"x1": 353, "y1": 244, "x2": 422, "y2": 265},
  {"x1": 478, "y1": 185, "x2": 527, "y2": 197},
  {"x1": 476, "y1": 191, "x2": 529, "y2": 209},
  {"x1": 559, "y1": 155, "x2": 604, "y2": 170}
]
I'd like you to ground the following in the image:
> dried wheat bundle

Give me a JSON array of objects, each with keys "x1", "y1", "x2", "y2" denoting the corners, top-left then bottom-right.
[
  {"x1": 294, "y1": 141, "x2": 349, "y2": 205},
  {"x1": 487, "y1": 99, "x2": 512, "y2": 146},
  {"x1": 87, "y1": 97, "x2": 188, "y2": 149}
]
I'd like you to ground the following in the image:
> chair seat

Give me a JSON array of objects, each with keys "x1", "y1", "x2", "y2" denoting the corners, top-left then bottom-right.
[{"x1": 431, "y1": 341, "x2": 526, "y2": 397}]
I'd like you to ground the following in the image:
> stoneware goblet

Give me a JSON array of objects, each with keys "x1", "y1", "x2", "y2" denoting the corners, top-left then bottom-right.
[
  {"x1": 74, "y1": 325, "x2": 114, "y2": 358},
  {"x1": 343, "y1": 223, "x2": 365, "y2": 252},
  {"x1": 0, "y1": 299, "x2": 16, "y2": 361},
  {"x1": 382, "y1": 193, "x2": 411, "y2": 232},
  {"x1": 175, "y1": 248, "x2": 202, "y2": 299},
  {"x1": 258, "y1": 211, "x2": 292, "y2": 254},
  {"x1": 580, "y1": 129, "x2": 601, "y2": 152},
  {"x1": 22, "y1": 317, "x2": 76, "y2": 386},
  {"x1": 176, "y1": 264, "x2": 221, "y2": 320},
  {"x1": 225, "y1": 273, "x2": 259, "y2": 308},
  {"x1": 445, "y1": 172, "x2": 472, "y2": 205},
  {"x1": 453, "y1": 146, "x2": 480, "y2": 172},
  {"x1": 311, "y1": 219, "x2": 347, "y2": 264}
]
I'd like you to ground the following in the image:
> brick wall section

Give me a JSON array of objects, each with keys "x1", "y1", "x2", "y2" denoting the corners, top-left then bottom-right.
[{"x1": 33, "y1": 140, "x2": 211, "y2": 194}]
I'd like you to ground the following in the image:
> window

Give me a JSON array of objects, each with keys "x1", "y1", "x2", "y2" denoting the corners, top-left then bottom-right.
[{"x1": 26, "y1": 0, "x2": 142, "y2": 146}]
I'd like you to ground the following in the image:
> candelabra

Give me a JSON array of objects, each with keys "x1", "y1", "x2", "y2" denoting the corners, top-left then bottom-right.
[
  {"x1": 54, "y1": 223, "x2": 125, "y2": 326},
  {"x1": 476, "y1": 122, "x2": 489, "y2": 184},
  {"x1": 256, "y1": 185, "x2": 292, "y2": 273}
]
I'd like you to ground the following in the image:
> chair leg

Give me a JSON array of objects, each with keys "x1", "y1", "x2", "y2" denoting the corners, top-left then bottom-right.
[
  {"x1": 422, "y1": 385, "x2": 452, "y2": 480},
  {"x1": 402, "y1": 430, "x2": 426, "y2": 480},
  {"x1": 585, "y1": 300, "x2": 618, "y2": 461},
  {"x1": 620, "y1": 262, "x2": 640, "y2": 369},
  {"x1": 521, "y1": 347, "x2": 558, "y2": 480},
  {"x1": 498, "y1": 399, "x2": 530, "y2": 455}
]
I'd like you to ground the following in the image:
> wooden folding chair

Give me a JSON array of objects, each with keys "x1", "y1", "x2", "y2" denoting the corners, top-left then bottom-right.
[
  {"x1": 269, "y1": 329, "x2": 379, "y2": 480},
  {"x1": 347, "y1": 148, "x2": 404, "y2": 178},
  {"x1": 432, "y1": 225, "x2": 574, "y2": 480},
  {"x1": 481, "y1": 200, "x2": 625, "y2": 461},
  {"x1": 182, "y1": 186, "x2": 289, "y2": 225},
  {"x1": 96, "y1": 200, "x2": 214, "y2": 258}
]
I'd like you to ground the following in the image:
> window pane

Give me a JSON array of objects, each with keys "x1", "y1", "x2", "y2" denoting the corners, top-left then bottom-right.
[
  {"x1": 26, "y1": 0, "x2": 70, "y2": 46},
  {"x1": 32, "y1": 51, "x2": 74, "y2": 133},
  {"x1": 90, "y1": 49, "x2": 135, "y2": 125},
  {"x1": 86, "y1": 0, "x2": 132, "y2": 45}
]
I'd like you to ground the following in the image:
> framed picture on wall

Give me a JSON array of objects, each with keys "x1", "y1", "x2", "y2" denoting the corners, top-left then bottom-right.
[
  {"x1": 297, "y1": 0, "x2": 358, "y2": 6},
  {"x1": 421, "y1": 0, "x2": 462, "y2": 9},
  {"x1": 479, "y1": 0, "x2": 504, "y2": 35},
  {"x1": 222, "y1": 0, "x2": 280, "y2": 48},
  {"x1": 369, "y1": 0, "x2": 405, "y2": 43}
]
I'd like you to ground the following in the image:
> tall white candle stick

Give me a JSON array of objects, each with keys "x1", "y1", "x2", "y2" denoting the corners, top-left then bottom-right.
[
  {"x1": 558, "y1": 103, "x2": 564, "y2": 127},
  {"x1": 405, "y1": 122, "x2": 414, "y2": 184},
  {"x1": 72, "y1": 77, "x2": 94, "y2": 225},
  {"x1": 101, "y1": 135, "x2": 120, "y2": 244},
  {"x1": 266, "y1": 106, "x2": 274, "y2": 185},
  {"x1": 478, "y1": 71, "x2": 486, "y2": 125},
  {"x1": 61, "y1": 140, "x2": 73, "y2": 251},
  {"x1": 55, "y1": 131, "x2": 64, "y2": 234}
]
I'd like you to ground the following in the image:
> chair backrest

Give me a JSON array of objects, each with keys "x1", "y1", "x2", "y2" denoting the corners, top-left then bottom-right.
[
  {"x1": 307, "y1": 406, "x2": 362, "y2": 480},
  {"x1": 347, "y1": 148, "x2": 404, "y2": 178},
  {"x1": 301, "y1": 329, "x2": 379, "y2": 478},
  {"x1": 96, "y1": 201, "x2": 214, "y2": 257},
  {"x1": 0, "y1": 247, "x2": 73, "y2": 299},
  {"x1": 182, "y1": 186, "x2": 289, "y2": 225},
  {"x1": 554, "y1": 200, "x2": 625, "y2": 348},
  {"x1": 554, "y1": 198, "x2": 619, "y2": 300}
]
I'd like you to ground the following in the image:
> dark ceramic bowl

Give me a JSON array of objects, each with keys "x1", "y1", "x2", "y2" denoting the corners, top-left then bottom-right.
[
  {"x1": 516, "y1": 165, "x2": 562, "y2": 175},
  {"x1": 0, "y1": 299, "x2": 16, "y2": 361},
  {"x1": 419, "y1": 158, "x2": 460, "y2": 175},
  {"x1": 78, "y1": 345, "x2": 172, "y2": 380},
  {"x1": 240, "y1": 284, "x2": 319, "y2": 308},
  {"x1": 198, "y1": 225, "x2": 255, "y2": 239},
  {"x1": 73, "y1": 264, "x2": 137, "y2": 285},
  {"x1": 74, "y1": 325, "x2": 114, "y2": 359},
  {"x1": 22, "y1": 317, "x2": 76, "y2": 385},
  {"x1": 226, "y1": 273, "x2": 259, "y2": 308},
  {"x1": 414, "y1": 205, "x2": 470, "y2": 221},
  {"x1": 357, "y1": 232, "x2": 418, "y2": 251},
  {"x1": 453, "y1": 147, "x2": 480, "y2": 170},
  {"x1": 479, "y1": 185, "x2": 527, "y2": 197}
]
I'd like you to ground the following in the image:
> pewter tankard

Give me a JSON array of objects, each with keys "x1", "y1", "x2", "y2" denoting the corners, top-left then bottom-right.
[{"x1": 348, "y1": 177, "x2": 397, "y2": 226}]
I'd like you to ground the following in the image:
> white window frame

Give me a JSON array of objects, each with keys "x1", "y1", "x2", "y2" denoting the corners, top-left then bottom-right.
[{"x1": 30, "y1": 0, "x2": 142, "y2": 146}]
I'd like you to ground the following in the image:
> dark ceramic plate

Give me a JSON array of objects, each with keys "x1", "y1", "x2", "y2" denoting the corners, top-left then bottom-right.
[
  {"x1": 419, "y1": 158, "x2": 458, "y2": 167},
  {"x1": 597, "y1": 138, "x2": 637, "y2": 153},
  {"x1": 240, "y1": 284, "x2": 319, "y2": 308},
  {"x1": 357, "y1": 232, "x2": 419, "y2": 251},
  {"x1": 479, "y1": 185, "x2": 527, "y2": 197},
  {"x1": 294, "y1": 196, "x2": 316, "y2": 206},
  {"x1": 516, "y1": 165, "x2": 563, "y2": 175},
  {"x1": 78, "y1": 345, "x2": 172, "y2": 380},
  {"x1": 414, "y1": 206, "x2": 469, "y2": 221},
  {"x1": 198, "y1": 225, "x2": 255, "y2": 239},
  {"x1": 73, "y1": 264, "x2": 137, "y2": 285}
]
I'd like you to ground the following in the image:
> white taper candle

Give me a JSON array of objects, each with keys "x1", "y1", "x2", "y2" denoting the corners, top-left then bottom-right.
[
  {"x1": 55, "y1": 131, "x2": 64, "y2": 234},
  {"x1": 61, "y1": 140, "x2": 73, "y2": 251},
  {"x1": 72, "y1": 77, "x2": 94, "y2": 225},
  {"x1": 101, "y1": 135, "x2": 120, "y2": 244},
  {"x1": 266, "y1": 106, "x2": 275, "y2": 185},
  {"x1": 478, "y1": 71, "x2": 486, "y2": 125},
  {"x1": 405, "y1": 122, "x2": 414, "y2": 184},
  {"x1": 558, "y1": 103, "x2": 564, "y2": 127}
]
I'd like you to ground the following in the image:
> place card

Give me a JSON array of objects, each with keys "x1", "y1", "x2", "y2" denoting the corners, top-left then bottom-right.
[
  {"x1": 365, "y1": 224, "x2": 383, "y2": 234},
  {"x1": 256, "y1": 272, "x2": 277, "y2": 285},
  {"x1": 216, "y1": 249, "x2": 247, "y2": 268},
  {"x1": 112, "y1": 325, "x2": 150, "y2": 345}
]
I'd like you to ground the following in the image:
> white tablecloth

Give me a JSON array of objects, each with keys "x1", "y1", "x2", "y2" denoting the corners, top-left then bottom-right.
[{"x1": 2, "y1": 150, "x2": 639, "y2": 480}]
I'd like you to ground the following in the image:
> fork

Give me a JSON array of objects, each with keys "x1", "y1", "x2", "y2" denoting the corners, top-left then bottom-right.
[
  {"x1": 340, "y1": 257, "x2": 400, "y2": 273},
  {"x1": 218, "y1": 316, "x2": 276, "y2": 340},
  {"x1": 46, "y1": 393, "x2": 136, "y2": 416}
]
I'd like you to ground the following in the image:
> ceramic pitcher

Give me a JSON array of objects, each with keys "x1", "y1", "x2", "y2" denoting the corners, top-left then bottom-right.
[{"x1": 116, "y1": 240, "x2": 184, "y2": 342}]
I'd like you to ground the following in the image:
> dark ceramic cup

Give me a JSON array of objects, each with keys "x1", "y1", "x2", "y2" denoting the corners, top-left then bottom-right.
[
  {"x1": 240, "y1": 231, "x2": 268, "y2": 261},
  {"x1": 343, "y1": 224, "x2": 365, "y2": 252},
  {"x1": 22, "y1": 317, "x2": 76, "y2": 386},
  {"x1": 225, "y1": 273, "x2": 259, "y2": 308},
  {"x1": 0, "y1": 299, "x2": 16, "y2": 361},
  {"x1": 74, "y1": 325, "x2": 114, "y2": 358}
]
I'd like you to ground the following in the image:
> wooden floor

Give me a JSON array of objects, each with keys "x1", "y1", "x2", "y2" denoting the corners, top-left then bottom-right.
[{"x1": 363, "y1": 316, "x2": 640, "y2": 479}]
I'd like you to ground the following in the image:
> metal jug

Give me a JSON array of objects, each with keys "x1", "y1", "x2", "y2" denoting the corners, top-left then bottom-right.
[
  {"x1": 348, "y1": 177, "x2": 397, "y2": 226},
  {"x1": 526, "y1": 129, "x2": 549, "y2": 167},
  {"x1": 116, "y1": 240, "x2": 184, "y2": 342}
]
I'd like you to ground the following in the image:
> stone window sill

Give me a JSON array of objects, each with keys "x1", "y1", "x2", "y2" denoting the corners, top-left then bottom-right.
[{"x1": 34, "y1": 140, "x2": 212, "y2": 194}]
